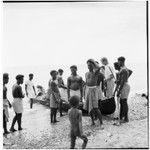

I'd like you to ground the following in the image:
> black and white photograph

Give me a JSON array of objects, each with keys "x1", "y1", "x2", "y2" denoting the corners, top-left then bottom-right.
[{"x1": 2, "y1": 0, "x2": 149, "y2": 149}]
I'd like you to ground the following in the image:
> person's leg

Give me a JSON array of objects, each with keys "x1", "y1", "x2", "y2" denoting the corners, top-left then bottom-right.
[
  {"x1": 121, "y1": 99, "x2": 127, "y2": 120},
  {"x1": 59, "y1": 99, "x2": 63, "y2": 117},
  {"x1": 79, "y1": 135, "x2": 88, "y2": 149},
  {"x1": 30, "y1": 98, "x2": 33, "y2": 109},
  {"x1": 10, "y1": 113, "x2": 17, "y2": 132},
  {"x1": 70, "y1": 134, "x2": 76, "y2": 149},
  {"x1": 18, "y1": 113, "x2": 23, "y2": 130},
  {"x1": 54, "y1": 108, "x2": 59, "y2": 123},
  {"x1": 3, "y1": 110, "x2": 8, "y2": 133},
  {"x1": 50, "y1": 108, "x2": 54, "y2": 123},
  {"x1": 94, "y1": 108, "x2": 103, "y2": 125},
  {"x1": 90, "y1": 109, "x2": 95, "y2": 125},
  {"x1": 119, "y1": 99, "x2": 123, "y2": 120},
  {"x1": 123, "y1": 99, "x2": 129, "y2": 122}
]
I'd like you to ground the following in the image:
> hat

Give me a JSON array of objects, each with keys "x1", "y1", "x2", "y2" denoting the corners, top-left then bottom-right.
[
  {"x1": 87, "y1": 59, "x2": 99, "y2": 68},
  {"x1": 16, "y1": 74, "x2": 24, "y2": 80}
]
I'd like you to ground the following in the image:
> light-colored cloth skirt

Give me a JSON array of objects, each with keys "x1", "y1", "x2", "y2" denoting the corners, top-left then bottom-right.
[
  {"x1": 120, "y1": 83, "x2": 130, "y2": 99},
  {"x1": 106, "y1": 79, "x2": 115, "y2": 99},
  {"x1": 59, "y1": 88, "x2": 68, "y2": 101},
  {"x1": 3, "y1": 99, "x2": 9, "y2": 122},
  {"x1": 50, "y1": 93, "x2": 59, "y2": 108},
  {"x1": 83, "y1": 86, "x2": 99, "y2": 113},
  {"x1": 12, "y1": 98, "x2": 23, "y2": 113},
  {"x1": 70, "y1": 89, "x2": 81, "y2": 98}
]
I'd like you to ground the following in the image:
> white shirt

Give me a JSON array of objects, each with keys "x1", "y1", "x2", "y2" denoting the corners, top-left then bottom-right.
[
  {"x1": 25, "y1": 80, "x2": 36, "y2": 98},
  {"x1": 104, "y1": 65, "x2": 115, "y2": 80}
]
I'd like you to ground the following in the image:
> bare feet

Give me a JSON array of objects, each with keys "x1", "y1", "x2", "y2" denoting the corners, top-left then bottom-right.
[
  {"x1": 91, "y1": 122, "x2": 95, "y2": 126},
  {"x1": 82, "y1": 139, "x2": 88, "y2": 149},
  {"x1": 100, "y1": 124, "x2": 104, "y2": 130}
]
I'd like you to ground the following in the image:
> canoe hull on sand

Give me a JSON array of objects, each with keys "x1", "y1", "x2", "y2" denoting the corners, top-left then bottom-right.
[{"x1": 33, "y1": 97, "x2": 116, "y2": 115}]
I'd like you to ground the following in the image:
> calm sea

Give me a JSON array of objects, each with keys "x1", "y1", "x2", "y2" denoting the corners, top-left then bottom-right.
[{"x1": 3, "y1": 62, "x2": 147, "y2": 101}]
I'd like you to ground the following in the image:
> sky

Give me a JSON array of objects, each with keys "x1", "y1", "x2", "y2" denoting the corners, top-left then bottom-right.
[
  {"x1": 3, "y1": 2, "x2": 147, "y2": 68},
  {"x1": 2, "y1": 2, "x2": 147, "y2": 95}
]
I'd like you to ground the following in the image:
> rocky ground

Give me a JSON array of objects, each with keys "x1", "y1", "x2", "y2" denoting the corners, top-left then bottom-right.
[{"x1": 3, "y1": 94, "x2": 148, "y2": 149}]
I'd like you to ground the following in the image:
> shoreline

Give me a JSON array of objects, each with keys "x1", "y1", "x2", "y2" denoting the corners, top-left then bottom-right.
[{"x1": 3, "y1": 93, "x2": 148, "y2": 149}]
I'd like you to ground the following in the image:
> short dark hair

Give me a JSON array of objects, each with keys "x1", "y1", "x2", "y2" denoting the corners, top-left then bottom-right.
[
  {"x1": 114, "y1": 62, "x2": 120, "y2": 70},
  {"x1": 29, "y1": 73, "x2": 34, "y2": 77},
  {"x1": 3, "y1": 73, "x2": 9, "y2": 79},
  {"x1": 118, "y1": 56, "x2": 125, "y2": 63},
  {"x1": 58, "y1": 69, "x2": 63, "y2": 73},
  {"x1": 70, "y1": 65, "x2": 77, "y2": 70},
  {"x1": 50, "y1": 70, "x2": 57, "y2": 76},
  {"x1": 69, "y1": 95, "x2": 80, "y2": 107},
  {"x1": 16, "y1": 74, "x2": 24, "y2": 80}
]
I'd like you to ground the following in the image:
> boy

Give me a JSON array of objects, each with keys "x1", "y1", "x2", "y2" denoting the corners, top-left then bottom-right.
[
  {"x1": 49, "y1": 70, "x2": 60, "y2": 123},
  {"x1": 25, "y1": 74, "x2": 36, "y2": 109},
  {"x1": 57, "y1": 69, "x2": 67, "y2": 117},
  {"x1": 115, "y1": 57, "x2": 131, "y2": 123},
  {"x1": 67, "y1": 65, "x2": 83, "y2": 102},
  {"x1": 3, "y1": 73, "x2": 12, "y2": 134},
  {"x1": 10, "y1": 75, "x2": 25, "y2": 132},
  {"x1": 68, "y1": 95, "x2": 88, "y2": 149}
]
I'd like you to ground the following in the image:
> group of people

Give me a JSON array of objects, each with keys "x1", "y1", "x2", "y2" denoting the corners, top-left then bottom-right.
[
  {"x1": 46, "y1": 56, "x2": 132, "y2": 148},
  {"x1": 3, "y1": 56, "x2": 132, "y2": 149}
]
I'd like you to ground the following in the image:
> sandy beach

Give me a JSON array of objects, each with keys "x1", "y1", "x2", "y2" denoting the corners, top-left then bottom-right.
[{"x1": 3, "y1": 93, "x2": 148, "y2": 149}]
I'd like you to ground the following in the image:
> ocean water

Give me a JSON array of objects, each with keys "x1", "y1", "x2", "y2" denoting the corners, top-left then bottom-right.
[{"x1": 3, "y1": 62, "x2": 147, "y2": 101}]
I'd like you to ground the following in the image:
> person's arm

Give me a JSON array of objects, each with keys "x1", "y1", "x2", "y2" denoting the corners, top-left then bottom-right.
[
  {"x1": 113, "y1": 83, "x2": 120, "y2": 96},
  {"x1": 101, "y1": 74, "x2": 105, "y2": 92},
  {"x1": 128, "y1": 69, "x2": 133, "y2": 78},
  {"x1": 18, "y1": 86, "x2": 25, "y2": 98},
  {"x1": 78, "y1": 110, "x2": 83, "y2": 135},
  {"x1": 117, "y1": 70, "x2": 128, "y2": 97},
  {"x1": 25, "y1": 84, "x2": 28, "y2": 97},
  {"x1": 67, "y1": 77, "x2": 71, "y2": 100},
  {"x1": 79, "y1": 77, "x2": 83, "y2": 101},
  {"x1": 33, "y1": 86, "x2": 36, "y2": 96},
  {"x1": 58, "y1": 78, "x2": 67, "y2": 89},
  {"x1": 7, "y1": 99, "x2": 12, "y2": 108}
]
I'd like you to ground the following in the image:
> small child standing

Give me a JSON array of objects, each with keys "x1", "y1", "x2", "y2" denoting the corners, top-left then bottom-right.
[
  {"x1": 49, "y1": 70, "x2": 60, "y2": 123},
  {"x1": 68, "y1": 95, "x2": 88, "y2": 149}
]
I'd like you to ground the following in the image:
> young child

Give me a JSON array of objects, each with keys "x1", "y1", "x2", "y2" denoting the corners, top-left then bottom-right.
[
  {"x1": 68, "y1": 95, "x2": 88, "y2": 149},
  {"x1": 49, "y1": 70, "x2": 60, "y2": 123}
]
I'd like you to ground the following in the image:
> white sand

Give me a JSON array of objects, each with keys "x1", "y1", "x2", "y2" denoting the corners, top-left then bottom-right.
[{"x1": 86, "y1": 94, "x2": 148, "y2": 148}]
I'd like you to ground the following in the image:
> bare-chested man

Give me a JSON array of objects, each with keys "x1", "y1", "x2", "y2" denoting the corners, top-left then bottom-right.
[
  {"x1": 67, "y1": 65, "x2": 83, "y2": 102},
  {"x1": 84, "y1": 59, "x2": 104, "y2": 128}
]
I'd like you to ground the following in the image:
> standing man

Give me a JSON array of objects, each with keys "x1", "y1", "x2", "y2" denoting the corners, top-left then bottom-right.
[
  {"x1": 114, "y1": 57, "x2": 131, "y2": 123},
  {"x1": 25, "y1": 74, "x2": 36, "y2": 109},
  {"x1": 57, "y1": 69, "x2": 67, "y2": 117},
  {"x1": 67, "y1": 65, "x2": 83, "y2": 102},
  {"x1": 84, "y1": 59, "x2": 104, "y2": 128},
  {"x1": 10, "y1": 75, "x2": 25, "y2": 132},
  {"x1": 3, "y1": 73, "x2": 12, "y2": 134},
  {"x1": 101, "y1": 57, "x2": 115, "y2": 99}
]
